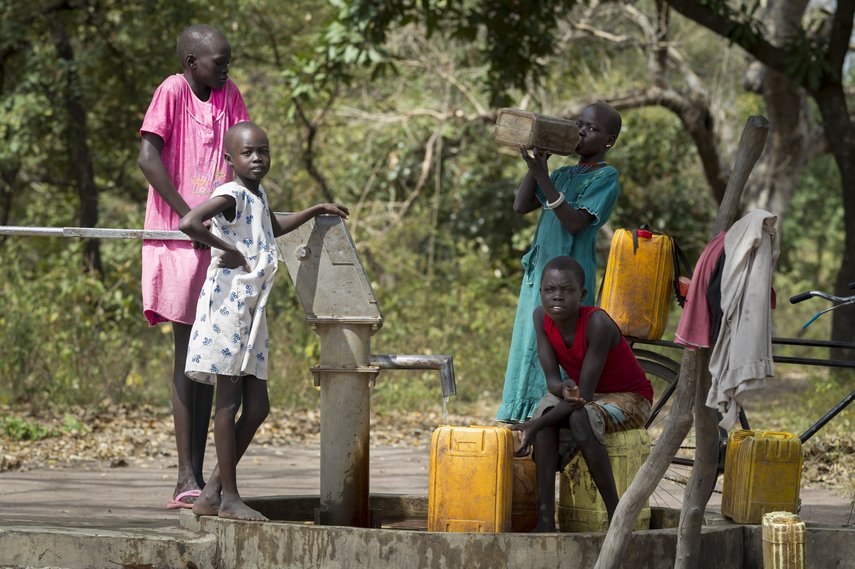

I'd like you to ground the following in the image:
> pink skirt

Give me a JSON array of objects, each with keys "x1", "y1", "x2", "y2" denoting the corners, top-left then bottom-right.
[{"x1": 141, "y1": 240, "x2": 210, "y2": 326}]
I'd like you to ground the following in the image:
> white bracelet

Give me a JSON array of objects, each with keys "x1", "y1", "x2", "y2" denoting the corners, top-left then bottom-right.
[{"x1": 545, "y1": 193, "x2": 565, "y2": 210}]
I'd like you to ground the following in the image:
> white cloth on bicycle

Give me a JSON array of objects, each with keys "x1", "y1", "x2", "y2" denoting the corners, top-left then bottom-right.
[{"x1": 708, "y1": 209, "x2": 779, "y2": 430}]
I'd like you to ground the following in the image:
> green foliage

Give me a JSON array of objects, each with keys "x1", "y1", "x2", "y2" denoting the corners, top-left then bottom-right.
[
  {"x1": 782, "y1": 26, "x2": 835, "y2": 92},
  {"x1": 334, "y1": 0, "x2": 579, "y2": 106},
  {"x1": 778, "y1": 154, "x2": 843, "y2": 285},
  {"x1": 60, "y1": 413, "x2": 90, "y2": 435},
  {"x1": 608, "y1": 107, "x2": 717, "y2": 256},
  {"x1": 0, "y1": 0, "x2": 850, "y2": 419},
  {"x1": 282, "y1": 1, "x2": 388, "y2": 118},
  {"x1": 0, "y1": 412, "x2": 87, "y2": 441},
  {"x1": 0, "y1": 416, "x2": 53, "y2": 441},
  {"x1": 719, "y1": 0, "x2": 765, "y2": 48},
  {"x1": 0, "y1": 232, "x2": 155, "y2": 407},
  {"x1": 366, "y1": 222, "x2": 519, "y2": 411}
]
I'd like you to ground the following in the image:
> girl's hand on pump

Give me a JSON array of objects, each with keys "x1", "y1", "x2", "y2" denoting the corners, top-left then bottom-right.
[{"x1": 317, "y1": 203, "x2": 350, "y2": 218}]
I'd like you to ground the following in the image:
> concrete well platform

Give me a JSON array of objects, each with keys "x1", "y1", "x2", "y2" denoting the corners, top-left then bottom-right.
[{"x1": 1, "y1": 444, "x2": 853, "y2": 568}]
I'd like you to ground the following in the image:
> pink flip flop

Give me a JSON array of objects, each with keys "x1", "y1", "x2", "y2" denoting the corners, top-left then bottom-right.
[{"x1": 166, "y1": 489, "x2": 202, "y2": 510}]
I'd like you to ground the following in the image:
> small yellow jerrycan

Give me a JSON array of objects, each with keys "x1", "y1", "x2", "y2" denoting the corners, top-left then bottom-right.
[{"x1": 427, "y1": 425, "x2": 513, "y2": 533}]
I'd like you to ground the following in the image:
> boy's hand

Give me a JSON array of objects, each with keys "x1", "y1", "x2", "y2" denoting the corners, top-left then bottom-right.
[
  {"x1": 219, "y1": 249, "x2": 250, "y2": 272},
  {"x1": 318, "y1": 203, "x2": 350, "y2": 218},
  {"x1": 562, "y1": 380, "x2": 583, "y2": 403}
]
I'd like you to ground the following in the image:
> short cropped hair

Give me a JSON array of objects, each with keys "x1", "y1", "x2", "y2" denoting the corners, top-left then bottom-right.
[
  {"x1": 588, "y1": 102, "x2": 622, "y2": 137},
  {"x1": 542, "y1": 256, "x2": 586, "y2": 285},
  {"x1": 176, "y1": 24, "x2": 226, "y2": 63},
  {"x1": 224, "y1": 121, "x2": 266, "y2": 153}
]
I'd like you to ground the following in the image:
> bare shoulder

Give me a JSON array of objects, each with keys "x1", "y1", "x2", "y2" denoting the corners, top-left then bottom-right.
[
  {"x1": 588, "y1": 309, "x2": 620, "y2": 346},
  {"x1": 532, "y1": 306, "x2": 546, "y2": 331}
]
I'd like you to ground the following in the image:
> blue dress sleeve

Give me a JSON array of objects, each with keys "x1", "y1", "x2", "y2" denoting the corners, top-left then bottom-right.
[
  {"x1": 533, "y1": 166, "x2": 573, "y2": 205},
  {"x1": 568, "y1": 167, "x2": 621, "y2": 228}
]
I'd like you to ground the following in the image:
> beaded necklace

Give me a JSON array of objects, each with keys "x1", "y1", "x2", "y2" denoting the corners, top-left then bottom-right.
[
  {"x1": 552, "y1": 161, "x2": 607, "y2": 194},
  {"x1": 566, "y1": 161, "x2": 607, "y2": 175}
]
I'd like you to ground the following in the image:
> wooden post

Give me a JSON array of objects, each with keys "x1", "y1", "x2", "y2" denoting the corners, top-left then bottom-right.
[
  {"x1": 594, "y1": 116, "x2": 769, "y2": 569},
  {"x1": 675, "y1": 115, "x2": 769, "y2": 568}
]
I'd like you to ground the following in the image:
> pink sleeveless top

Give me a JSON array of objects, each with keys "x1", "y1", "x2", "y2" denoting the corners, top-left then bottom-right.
[{"x1": 544, "y1": 307, "x2": 653, "y2": 402}]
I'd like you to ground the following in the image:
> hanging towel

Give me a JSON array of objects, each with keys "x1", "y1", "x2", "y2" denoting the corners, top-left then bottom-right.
[{"x1": 707, "y1": 210, "x2": 779, "y2": 430}]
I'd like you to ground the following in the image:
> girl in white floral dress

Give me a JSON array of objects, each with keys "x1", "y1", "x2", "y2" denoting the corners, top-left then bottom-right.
[{"x1": 180, "y1": 121, "x2": 348, "y2": 521}]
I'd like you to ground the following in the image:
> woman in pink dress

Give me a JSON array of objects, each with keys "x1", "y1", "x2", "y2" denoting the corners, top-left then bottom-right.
[{"x1": 138, "y1": 24, "x2": 250, "y2": 509}]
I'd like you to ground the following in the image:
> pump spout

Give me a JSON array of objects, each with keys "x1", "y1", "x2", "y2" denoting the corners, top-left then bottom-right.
[{"x1": 370, "y1": 354, "x2": 457, "y2": 398}]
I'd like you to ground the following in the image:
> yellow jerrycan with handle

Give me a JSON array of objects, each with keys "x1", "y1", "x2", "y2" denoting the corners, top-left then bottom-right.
[
  {"x1": 428, "y1": 425, "x2": 513, "y2": 533},
  {"x1": 721, "y1": 430, "x2": 803, "y2": 524},
  {"x1": 598, "y1": 227, "x2": 690, "y2": 340}
]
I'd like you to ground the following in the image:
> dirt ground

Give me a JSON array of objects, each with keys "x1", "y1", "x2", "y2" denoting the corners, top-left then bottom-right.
[{"x1": 0, "y1": 370, "x2": 852, "y2": 506}]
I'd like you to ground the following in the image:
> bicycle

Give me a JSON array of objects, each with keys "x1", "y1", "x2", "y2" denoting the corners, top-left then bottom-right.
[{"x1": 629, "y1": 283, "x2": 855, "y2": 510}]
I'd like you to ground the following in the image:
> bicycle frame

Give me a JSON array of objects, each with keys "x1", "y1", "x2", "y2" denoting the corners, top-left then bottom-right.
[
  {"x1": 628, "y1": 285, "x2": 854, "y2": 506},
  {"x1": 630, "y1": 335, "x2": 855, "y2": 445}
]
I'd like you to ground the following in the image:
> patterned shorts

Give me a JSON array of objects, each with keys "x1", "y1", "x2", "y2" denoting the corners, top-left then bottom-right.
[{"x1": 529, "y1": 391, "x2": 652, "y2": 471}]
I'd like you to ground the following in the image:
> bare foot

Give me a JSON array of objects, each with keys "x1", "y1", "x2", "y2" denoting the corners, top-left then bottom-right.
[
  {"x1": 509, "y1": 423, "x2": 535, "y2": 458},
  {"x1": 219, "y1": 498, "x2": 268, "y2": 522},
  {"x1": 191, "y1": 485, "x2": 222, "y2": 516}
]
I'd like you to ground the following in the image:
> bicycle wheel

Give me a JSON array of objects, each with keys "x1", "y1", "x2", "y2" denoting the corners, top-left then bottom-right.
[{"x1": 633, "y1": 349, "x2": 714, "y2": 511}]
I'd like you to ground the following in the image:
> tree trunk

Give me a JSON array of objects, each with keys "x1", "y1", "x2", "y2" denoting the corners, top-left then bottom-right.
[
  {"x1": 814, "y1": 88, "x2": 855, "y2": 362},
  {"x1": 51, "y1": 16, "x2": 103, "y2": 275},
  {"x1": 742, "y1": 1, "x2": 810, "y2": 238}
]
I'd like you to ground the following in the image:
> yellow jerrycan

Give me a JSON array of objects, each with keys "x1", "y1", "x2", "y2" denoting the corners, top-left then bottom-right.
[
  {"x1": 428, "y1": 425, "x2": 513, "y2": 532},
  {"x1": 721, "y1": 430, "x2": 803, "y2": 524},
  {"x1": 558, "y1": 428, "x2": 651, "y2": 532},
  {"x1": 599, "y1": 228, "x2": 685, "y2": 340}
]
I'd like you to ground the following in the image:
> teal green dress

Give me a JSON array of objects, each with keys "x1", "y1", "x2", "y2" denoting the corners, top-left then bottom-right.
[{"x1": 495, "y1": 165, "x2": 621, "y2": 423}]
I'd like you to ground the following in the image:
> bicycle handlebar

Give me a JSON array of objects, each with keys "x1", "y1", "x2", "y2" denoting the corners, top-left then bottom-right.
[
  {"x1": 789, "y1": 289, "x2": 855, "y2": 305},
  {"x1": 789, "y1": 292, "x2": 813, "y2": 304}
]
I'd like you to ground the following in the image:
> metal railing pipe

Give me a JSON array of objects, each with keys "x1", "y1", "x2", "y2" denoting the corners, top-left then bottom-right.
[{"x1": 0, "y1": 226, "x2": 189, "y2": 240}]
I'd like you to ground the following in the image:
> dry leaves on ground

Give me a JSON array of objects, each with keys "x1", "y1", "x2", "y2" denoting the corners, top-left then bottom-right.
[
  {"x1": 802, "y1": 434, "x2": 855, "y2": 492},
  {"x1": 0, "y1": 404, "x2": 491, "y2": 472},
  {"x1": 1, "y1": 403, "x2": 852, "y2": 493}
]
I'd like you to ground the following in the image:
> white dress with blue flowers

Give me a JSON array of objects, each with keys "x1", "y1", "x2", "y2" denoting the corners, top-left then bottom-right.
[{"x1": 185, "y1": 182, "x2": 278, "y2": 384}]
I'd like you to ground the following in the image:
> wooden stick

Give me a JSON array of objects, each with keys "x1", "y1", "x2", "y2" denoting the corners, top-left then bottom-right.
[
  {"x1": 675, "y1": 115, "x2": 768, "y2": 569},
  {"x1": 594, "y1": 115, "x2": 769, "y2": 569},
  {"x1": 714, "y1": 115, "x2": 770, "y2": 234}
]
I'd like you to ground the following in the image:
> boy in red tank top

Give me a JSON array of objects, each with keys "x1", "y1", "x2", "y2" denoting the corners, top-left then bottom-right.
[{"x1": 510, "y1": 256, "x2": 652, "y2": 532}]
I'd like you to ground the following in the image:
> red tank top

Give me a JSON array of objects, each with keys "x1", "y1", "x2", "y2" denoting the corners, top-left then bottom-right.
[{"x1": 544, "y1": 307, "x2": 653, "y2": 402}]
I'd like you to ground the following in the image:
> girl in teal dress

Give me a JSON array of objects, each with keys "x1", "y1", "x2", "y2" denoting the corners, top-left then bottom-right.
[{"x1": 496, "y1": 102, "x2": 623, "y2": 423}]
